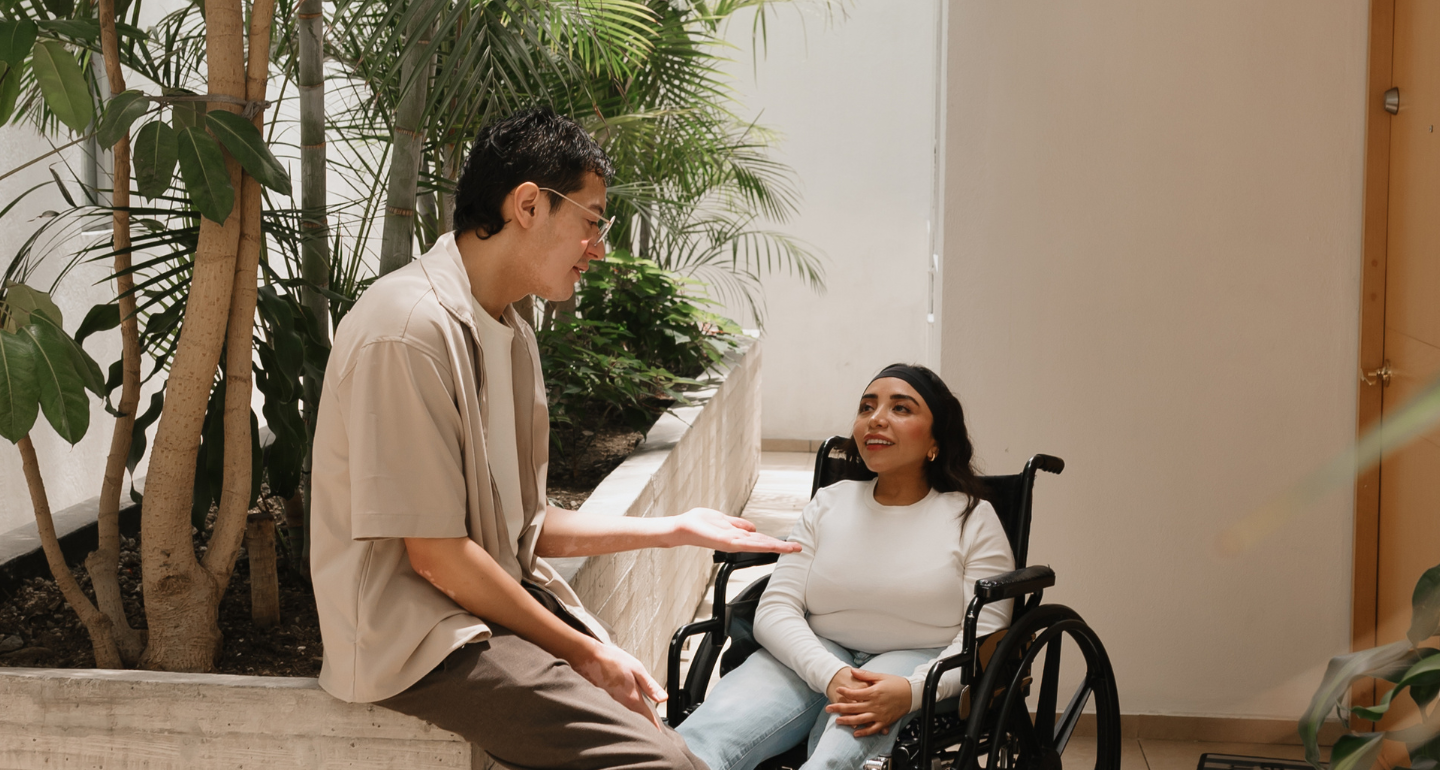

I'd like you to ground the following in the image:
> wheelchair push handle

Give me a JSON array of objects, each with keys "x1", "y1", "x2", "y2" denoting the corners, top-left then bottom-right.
[{"x1": 1026, "y1": 454, "x2": 1064, "y2": 476}]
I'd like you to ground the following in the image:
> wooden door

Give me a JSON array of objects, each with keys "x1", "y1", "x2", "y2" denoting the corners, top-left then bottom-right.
[{"x1": 1359, "y1": 0, "x2": 1440, "y2": 729}]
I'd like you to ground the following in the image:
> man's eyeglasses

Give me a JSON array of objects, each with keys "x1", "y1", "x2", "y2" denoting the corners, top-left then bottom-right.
[{"x1": 539, "y1": 187, "x2": 614, "y2": 244}]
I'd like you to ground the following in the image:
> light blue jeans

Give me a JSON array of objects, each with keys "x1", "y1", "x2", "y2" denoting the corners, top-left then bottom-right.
[{"x1": 677, "y1": 637, "x2": 942, "y2": 770}]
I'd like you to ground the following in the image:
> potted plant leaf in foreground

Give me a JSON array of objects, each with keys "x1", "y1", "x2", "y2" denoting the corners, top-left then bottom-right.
[{"x1": 1301, "y1": 564, "x2": 1440, "y2": 770}]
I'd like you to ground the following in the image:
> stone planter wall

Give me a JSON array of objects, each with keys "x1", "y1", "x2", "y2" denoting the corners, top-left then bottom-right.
[
  {"x1": 552, "y1": 336, "x2": 762, "y2": 680},
  {"x1": 0, "y1": 338, "x2": 762, "y2": 770}
]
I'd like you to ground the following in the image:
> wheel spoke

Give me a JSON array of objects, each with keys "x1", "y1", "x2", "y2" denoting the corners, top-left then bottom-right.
[
  {"x1": 1054, "y1": 678, "x2": 1093, "y2": 753},
  {"x1": 1035, "y1": 635, "x2": 1062, "y2": 740}
]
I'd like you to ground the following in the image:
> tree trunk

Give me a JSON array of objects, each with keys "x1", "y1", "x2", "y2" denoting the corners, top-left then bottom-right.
[
  {"x1": 20, "y1": 436, "x2": 123, "y2": 669},
  {"x1": 138, "y1": 0, "x2": 247, "y2": 673},
  {"x1": 377, "y1": 0, "x2": 436, "y2": 276},
  {"x1": 87, "y1": 0, "x2": 145, "y2": 666},
  {"x1": 204, "y1": 0, "x2": 276, "y2": 595},
  {"x1": 298, "y1": 0, "x2": 330, "y2": 578}
]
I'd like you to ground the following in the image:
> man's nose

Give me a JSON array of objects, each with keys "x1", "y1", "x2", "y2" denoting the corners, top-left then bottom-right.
[{"x1": 585, "y1": 236, "x2": 606, "y2": 260}]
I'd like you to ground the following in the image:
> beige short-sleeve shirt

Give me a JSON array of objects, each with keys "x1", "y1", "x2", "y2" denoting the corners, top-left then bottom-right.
[{"x1": 311, "y1": 233, "x2": 608, "y2": 704}]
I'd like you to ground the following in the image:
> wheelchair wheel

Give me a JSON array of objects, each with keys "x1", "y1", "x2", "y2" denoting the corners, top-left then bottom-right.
[{"x1": 981, "y1": 604, "x2": 1120, "y2": 770}]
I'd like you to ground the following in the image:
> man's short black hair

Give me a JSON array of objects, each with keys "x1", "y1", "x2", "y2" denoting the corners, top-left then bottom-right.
[{"x1": 452, "y1": 106, "x2": 615, "y2": 238}]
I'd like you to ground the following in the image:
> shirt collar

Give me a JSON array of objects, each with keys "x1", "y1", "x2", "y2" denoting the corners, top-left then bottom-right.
[{"x1": 419, "y1": 231, "x2": 524, "y2": 343}]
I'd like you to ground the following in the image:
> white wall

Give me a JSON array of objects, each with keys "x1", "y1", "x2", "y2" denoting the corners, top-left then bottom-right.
[
  {"x1": 0, "y1": 0, "x2": 183, "y2": 536},
  {"x1": 720, "y1": 0, "x2": 943, "y2": 442},
  {"x1": 0, "y1": 127, "x2": 133, "y2": 537},
  {"x1": 940, "y1": 2, "x2": 1368, "y2": 718}
]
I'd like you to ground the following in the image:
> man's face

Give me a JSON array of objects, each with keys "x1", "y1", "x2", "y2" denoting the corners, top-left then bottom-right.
[{"x1": 527, "y1": 173, "x2": 608, "y2": 302}]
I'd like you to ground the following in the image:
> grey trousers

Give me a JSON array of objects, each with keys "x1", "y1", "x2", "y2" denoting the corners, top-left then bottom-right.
[{"x1": 377, "y1": 627, "x2": 709, "y2": 770}]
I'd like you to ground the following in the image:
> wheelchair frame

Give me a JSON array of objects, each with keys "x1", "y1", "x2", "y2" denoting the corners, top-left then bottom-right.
[{"x1": 666, "y1": 437, "x2": 1122, "y2": 770}]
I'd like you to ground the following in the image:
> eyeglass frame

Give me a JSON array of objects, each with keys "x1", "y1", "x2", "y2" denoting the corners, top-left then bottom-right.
[{"x1": 538, "y1": 186, "x2": 614, "y2": 244}]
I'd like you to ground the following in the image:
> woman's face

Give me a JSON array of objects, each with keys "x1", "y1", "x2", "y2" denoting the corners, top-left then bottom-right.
[{"x1": 853, "y1": 377, "x2": 938, "y2": 476}]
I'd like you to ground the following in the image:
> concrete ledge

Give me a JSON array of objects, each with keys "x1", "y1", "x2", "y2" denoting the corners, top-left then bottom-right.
[
  {"x1": 551, "y1": 337, "x2": 763, "y2": 681},
  {"x1": 0, "y1": 667, "x2": 477, "y2": 769},
  {"x1": 1069, "y1": 713, "x2": 1345, "y2": 745},
  {"x1": 0, "y1": 338, "x2": 764, "y2": 769}
]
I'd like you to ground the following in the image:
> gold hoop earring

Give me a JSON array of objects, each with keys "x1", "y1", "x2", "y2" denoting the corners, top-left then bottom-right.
[{"x1": 927, "y1": 449, "x2": 938, "y2": 462}]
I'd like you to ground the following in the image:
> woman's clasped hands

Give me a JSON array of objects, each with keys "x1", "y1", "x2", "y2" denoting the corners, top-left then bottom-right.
[{"x1": 824, "y1": 666, "x2": 914, "y2": 738}]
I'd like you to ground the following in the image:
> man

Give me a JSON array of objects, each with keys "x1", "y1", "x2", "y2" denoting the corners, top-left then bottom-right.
[{"x1": 310, "y1": 107, "x2": 798, "y2": 769}]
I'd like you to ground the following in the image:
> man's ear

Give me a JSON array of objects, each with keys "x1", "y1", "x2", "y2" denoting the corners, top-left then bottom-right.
[{"x1": 509, "y1": 182, "x2": 544, "y2": 231}]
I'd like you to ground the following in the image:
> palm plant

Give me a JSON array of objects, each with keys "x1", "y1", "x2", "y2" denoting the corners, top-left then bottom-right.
[{"x1": 0, "y1": 0, "x2": 827, "y2": 674}]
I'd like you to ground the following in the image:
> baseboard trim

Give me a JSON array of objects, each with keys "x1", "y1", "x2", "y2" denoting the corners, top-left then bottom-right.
[
  {"x1": 1067, "y1": 714, "x2": 1346, "y2": 746},
  {"x1": 761, "y1": 438, "x2": 826, "y2": 453}
]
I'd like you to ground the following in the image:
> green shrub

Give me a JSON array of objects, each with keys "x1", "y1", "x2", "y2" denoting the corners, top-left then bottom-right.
[
  {"x1": 572, "y1": 250, "x2": 740, "y2": 378},
  {"x1": 537, "y1": 253, "x2": 740, "y2": 459}
]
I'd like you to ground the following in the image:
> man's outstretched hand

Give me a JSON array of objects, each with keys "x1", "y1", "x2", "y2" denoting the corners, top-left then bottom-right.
[{"x1": 669, "y1": 507, "x2": 802, "y2": 554}]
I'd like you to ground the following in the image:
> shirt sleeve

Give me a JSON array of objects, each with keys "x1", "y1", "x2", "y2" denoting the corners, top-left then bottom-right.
[
  {"x1": 754, "y1": 493, "x2": 853, "y2": 697},
  {"x1": 346, "y1": 339, "x2": 470, "y2": 540},
  {"x1": 904, "y1": 499, "x2": 1017, "y2": 711}
]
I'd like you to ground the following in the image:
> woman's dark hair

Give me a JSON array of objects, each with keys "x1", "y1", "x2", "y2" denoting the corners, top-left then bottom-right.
[
  {"x1": 841, "y1": 363, "x2": 988, "y2": 514},
  {"x1": 452, "y1": 106, "x2": 615, "y2": 239}
]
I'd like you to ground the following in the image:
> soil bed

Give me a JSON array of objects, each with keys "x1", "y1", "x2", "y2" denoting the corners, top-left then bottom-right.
[{"x1": 0, "y1": 422, "x2": 647, "y2": 675}]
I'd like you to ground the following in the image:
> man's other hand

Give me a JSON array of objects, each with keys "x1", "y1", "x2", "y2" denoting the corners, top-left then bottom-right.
[
  {"x1": 669, "y1": 507, "x2": 802, "y2": 554},
  {"x1": 569, "y1": 640, "x2": 667, "y2": 729}
]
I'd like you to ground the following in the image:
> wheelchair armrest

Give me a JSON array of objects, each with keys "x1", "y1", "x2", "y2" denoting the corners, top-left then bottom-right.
[
  {"x1": 666, "y1": 617, "x2": 722, "y2": 727},
  {"x1": 974, "y1": 565, "x2": 1055, "y2": 603},
  {"x1": 917, "y1": 648, "x2": 977, "y2": 768},
  {"x1": 713, "y1": 551, "x2": 781, "y2": 568}
]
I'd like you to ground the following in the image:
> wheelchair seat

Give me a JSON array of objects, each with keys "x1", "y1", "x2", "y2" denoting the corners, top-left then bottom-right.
[{"x1": 666, "y1": 437, "x2": 1121, "y2": 770}]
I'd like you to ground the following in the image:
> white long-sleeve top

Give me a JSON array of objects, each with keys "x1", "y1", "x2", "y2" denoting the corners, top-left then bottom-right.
[{"x1": 753, "y1": 479, "x2": 1016, "y2": 712}]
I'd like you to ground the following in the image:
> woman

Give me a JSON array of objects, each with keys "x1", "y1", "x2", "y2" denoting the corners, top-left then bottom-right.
[{"x1": 677, "y1": 364, "x2": 1015, "y2": 770}]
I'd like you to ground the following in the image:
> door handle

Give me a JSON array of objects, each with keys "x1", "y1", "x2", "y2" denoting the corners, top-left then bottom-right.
[
  {"x1": 1362, "y1": 360, "x2": 1393, "y2": 387},
  {"x1": 1385, "y1": 87, "x2": 1400, "y2": 115}
]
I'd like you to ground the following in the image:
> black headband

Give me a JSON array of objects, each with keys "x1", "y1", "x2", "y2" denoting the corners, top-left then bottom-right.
[{"x1": 869, "y1": 364, "x2": 948, "y2": 419}]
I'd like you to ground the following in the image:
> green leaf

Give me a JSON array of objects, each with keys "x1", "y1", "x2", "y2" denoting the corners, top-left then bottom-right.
[
  {"x1": 205, "y1": 111, "x2": 291, "y2": 195},
  {"x1": 4, "y1": 283, "x2": 63, "y2": 331},
  {"x1": 1331, "y1": 734, "x2": 1386, "y2": 770},
  {"x1": 1350, "y1": 651, "x2": 1440, "y2": 721},
  {"x1": 0, "y1": 20, "x2": 37, "y2": 67},
  {"x1": 0, "y1": 61, "x2": 21, "y2": 125},
  {"x1": 23, "y1": 311, "x2": 104, "y2": 398},
  {"x1": 34, "y1": 19, "x2": 145, "y2": 42},
  {"x1": 75, "y1": 303, "x2": 120, "y2": 346},
  {"x1": 20, "y1": 319, "x2": 88, "y2": 444},
  {"x1": 36, "y1": 19, "x2": 98, "y2": 41},
  {"x1": 31, "y1": 41, "x2": 93, "y2": 133},
  {"x1": 133, "y1": 120, "x2": 178, "y2": 199},
  {"x1": 97, "y1": 90, "x2": 150, "y2": 148},
  {"x1": 170, "y1": 92, "x2": 204, "y2": 131},
  {"x1": 176, "y1": 126, "x2": 233, "y2": 223},
  {"x1": 43, "y1": 0, "x2": 75, "y2": 19},
  {"x1": 1299, "y1": 641, "x2": 1411, "y2": 768},
  {"x1": 0, "y1": 330, "x2": 40, "y2": 443},
  {"x1": 1409, "y1": 564, "x2": 1440, "y2": 645},
  {"x1": 126, "y1": 390, "x2": 163, "y2": 481}
]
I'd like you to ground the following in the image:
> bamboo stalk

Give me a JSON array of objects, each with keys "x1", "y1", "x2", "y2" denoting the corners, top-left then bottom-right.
[
  {"x1": 20, "y1": 436, "x2": 123, "y2": 669},
  {"x1": 138, "y1": 0, "x2": 247, "y2": 673},
  {"x1": 204, "y1": 0, "x2": 277, "y2": 593},
  {"x1": 88, "y1": 0, "x2": 145, "y2": 666},
  {"x1": 377, "y1": 0, "x2": 437, "y2": 276},
  {"x1": 297, "y1": 0, "x2": 330, "y2": 578}
]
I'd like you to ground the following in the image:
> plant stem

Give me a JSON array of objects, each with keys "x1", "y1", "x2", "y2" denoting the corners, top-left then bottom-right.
[
  {"x1": 88, "y1": 0, "x2": 146, "y2": 667},
  {"x1": 138, "y1": 0, "x2": 247, "y2": 673},
  {"x1": 20, "y1": 435, "x2": 123, "y2": 669},
  {"x1": 205, "y1": 0, "x2": 277, "y2": 594},
  {"x1": 377, "y1": 0, "x2": 436, "y2": 276}
]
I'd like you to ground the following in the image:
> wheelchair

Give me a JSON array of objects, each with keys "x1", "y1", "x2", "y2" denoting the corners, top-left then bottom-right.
[{"x1": 666, "y1": 437, "x2": 1121, "y2": 770}]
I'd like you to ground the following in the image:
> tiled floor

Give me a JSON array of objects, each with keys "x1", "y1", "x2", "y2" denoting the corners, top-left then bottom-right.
[{"x1": 671, "y1": 452, "x2": 1325, "y2": 770}]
